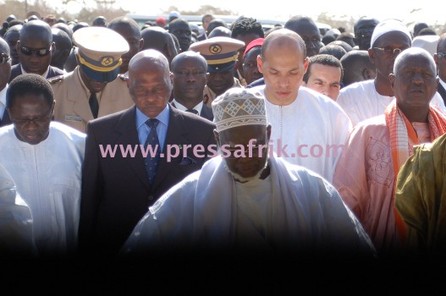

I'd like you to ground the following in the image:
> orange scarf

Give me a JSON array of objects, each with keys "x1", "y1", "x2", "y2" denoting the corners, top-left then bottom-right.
[{"x1": 385, "y1": 101, "x2": 446, "y2": 242}]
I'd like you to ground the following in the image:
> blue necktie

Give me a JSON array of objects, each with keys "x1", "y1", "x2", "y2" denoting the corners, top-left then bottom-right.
[{"x1": 144, "y1": 119, "x2": 160, "y2": 184}]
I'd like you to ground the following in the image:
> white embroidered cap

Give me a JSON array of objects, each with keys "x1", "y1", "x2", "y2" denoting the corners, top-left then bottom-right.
[
  {"x1": 370, "y1": 19, "x2": 412, "y2": 48},
  {"x1": 212, "y1": 87, "x2": 267, "y2": 132}
]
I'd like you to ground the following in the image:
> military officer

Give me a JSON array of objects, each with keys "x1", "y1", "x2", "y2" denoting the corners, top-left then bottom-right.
[
  {"x1": 50, "y1": 26, "x2": 133, "y2": 133},
  {"x1": 189, "y1": 36, "x2": 245, "y2": 107}
]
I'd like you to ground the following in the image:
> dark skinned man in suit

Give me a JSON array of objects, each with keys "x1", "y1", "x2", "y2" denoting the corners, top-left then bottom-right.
[{"x1": 79, "y1": 49, "x2": 216, "y2": 257}]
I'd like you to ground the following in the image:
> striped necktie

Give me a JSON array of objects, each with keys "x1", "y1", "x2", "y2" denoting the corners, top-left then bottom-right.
[{"x1": 144, "y1": 118, "x2": 160, "y2": 184}]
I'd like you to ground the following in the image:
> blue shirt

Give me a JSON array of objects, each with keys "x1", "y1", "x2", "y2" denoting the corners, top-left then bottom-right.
[{"x1": 136, "y1": 105, "x2": 170, "y2": 152}]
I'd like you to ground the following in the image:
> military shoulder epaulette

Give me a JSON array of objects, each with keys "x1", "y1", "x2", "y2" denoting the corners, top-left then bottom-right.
[
  {"x1": 118, "y1": 74, "x2": 129, "y2": 81},
  {"x1": 48, "y1": 75, "x2": 65, "y2": 84}
]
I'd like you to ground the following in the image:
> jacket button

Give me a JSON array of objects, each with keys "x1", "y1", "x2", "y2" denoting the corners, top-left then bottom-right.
[{"x1": 148, "y1": 195, "x2": 154, "y2": 201}]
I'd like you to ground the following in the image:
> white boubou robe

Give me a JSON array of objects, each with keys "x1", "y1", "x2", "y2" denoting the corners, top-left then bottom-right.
[
  {"x1": 122, "y1": 155, "x2": 375, "y2": 256},
  {"x1": 0, "y1": 122, "x2": 85, "y2": 255}
]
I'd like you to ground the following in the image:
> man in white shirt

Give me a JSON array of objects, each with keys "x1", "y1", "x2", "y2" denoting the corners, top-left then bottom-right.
[
  {"x1": 1, "y1": 73, "x2": 85, "y2": 255},
  {"x1": 252, "y1": 28, "x2": 352, "y2": 182}
]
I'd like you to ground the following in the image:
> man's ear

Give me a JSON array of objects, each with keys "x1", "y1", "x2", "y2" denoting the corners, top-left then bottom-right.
[
  {"x1": 388, "y1": 72, "x2": 395, "y2": 90},
  {"x1": 257, "y1": 55, "x2": 263, "y2": 74},
  {"x1": 138, "y1": 38, "x2": 144, "y2": 51}
]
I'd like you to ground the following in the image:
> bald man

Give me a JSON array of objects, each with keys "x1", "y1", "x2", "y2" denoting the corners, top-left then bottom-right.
[
  {"x1": 252, "y1": 28, "x2": 352, "y2": 182},
  {"x1": 79, "y1": 49, "x2": 216, "y2": 257},
  {"x1": 170, "y1": 51, "x2": 213, "y2": 120},
  {"x1": 10, "y1": 20, "x2": 64, "y2": 82}
]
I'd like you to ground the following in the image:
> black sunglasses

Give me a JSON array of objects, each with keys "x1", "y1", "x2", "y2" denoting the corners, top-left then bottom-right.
[
  {"x1": 20, "y1": 46, "x2": 52, "y2": 57},
  {"x1": 0, "y1": 52, "x2": 10, "y2": 64}
]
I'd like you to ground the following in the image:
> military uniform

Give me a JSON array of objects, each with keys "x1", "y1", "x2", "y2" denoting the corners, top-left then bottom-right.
[
  {"x1": 51, "y1": 26, "x2": 132, "y2": 133},
  {"x1": 51, "y1": 69, "x2": 133, "y2": 133},
  {"x1": 190, "y1": 36, "x2": 245, "y2": 107},
  {"x1": 202, "y1": 78, "x2": 243, "y2": 107}
]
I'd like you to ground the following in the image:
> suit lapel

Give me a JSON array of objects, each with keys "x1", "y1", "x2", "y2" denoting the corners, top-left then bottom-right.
[
  {"x1": 200, "y1": 104, "x2": 214, "y2": 121},
  {"x1": 151, "y1": 108, "x2": 189, "y2": 188},
  {"x1": 0, "y1": 111, "x2": 11, "y2": 127},
  {"x1": 114, "y1": 106, "x2": 151, "y2": 191}
]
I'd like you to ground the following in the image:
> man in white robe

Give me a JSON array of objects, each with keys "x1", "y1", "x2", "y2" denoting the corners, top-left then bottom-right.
[
  {"x1": 0, "y1": 74, "x2": 85, "y2": 255},
  {"x1": 252, "y1": 28, "x2": 351, "y2": 182},
  {"x1": 0, "y1": 162, "x2": 36, "y2": 256},
  {"x1": 122, "y1": 87, "x2": 375, "y2": 258}
]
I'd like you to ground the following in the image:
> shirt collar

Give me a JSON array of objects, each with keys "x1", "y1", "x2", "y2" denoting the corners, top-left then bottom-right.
[
  {"x1": 440, "y1": 78, "x2": 446, "y2": 90},
  {"x1": 0, "y1": 85, "x2": 7, "y2": 107},
  {"x1": 171, "y1": 99, "x2": 203, "y2": 113},
  {"x1": 20, "y1": 65, "x2": 50, "y2": 79},
  {"x1": 136, "y1": 104, "x2": 170, "y2": 129}
]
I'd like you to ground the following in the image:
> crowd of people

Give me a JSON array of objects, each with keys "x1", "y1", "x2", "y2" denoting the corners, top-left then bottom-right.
[{"x1": 1, "y1": 9, "x2": 446, "y2": 293}]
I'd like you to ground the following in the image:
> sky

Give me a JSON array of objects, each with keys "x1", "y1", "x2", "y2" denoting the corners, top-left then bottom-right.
[{"x1": 52, "y1": 0, "x2": 444, "y2": 26}]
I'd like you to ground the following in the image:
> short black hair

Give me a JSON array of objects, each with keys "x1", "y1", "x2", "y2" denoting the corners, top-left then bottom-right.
[
  {"x1": 303, "y1": 54, "x2": 344, "y2": 83},
  {"x1": 6, "y1": 74, "x2": 54, "y2": 109},
  {"x1": 230, "y1": 17, "x2": 265, "y2": 39}
]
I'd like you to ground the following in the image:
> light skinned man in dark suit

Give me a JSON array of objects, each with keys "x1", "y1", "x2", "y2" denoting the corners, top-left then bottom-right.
[{"x1": 79, "y1": 49, "x2": 216, "y2": 257}]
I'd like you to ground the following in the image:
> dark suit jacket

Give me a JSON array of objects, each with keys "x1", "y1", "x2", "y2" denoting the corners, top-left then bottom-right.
[
  {"x1": 438, "y1": 83, "x2": 446, "y2": 107},
  {"x1": 79, "y1": 106, "x2": 216, "y2": 255},
  {"x1": 247, "y1": 77, "x2": 265, "y2": 88},
  {"x1": 0, "y1": 110, "x2": 11, "y2": 127},
  {"x1": 9, "y1": 64, "x2": 65, "y2": 82},
  {"x1": 170, "y1": 101, "x2": 214, "y2": 121}
]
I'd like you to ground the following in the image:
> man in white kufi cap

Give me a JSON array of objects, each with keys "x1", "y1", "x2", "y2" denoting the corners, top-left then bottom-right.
[
  {"x1": 337, "y1": 18, "x2": 446, "y2": 127},
  {"x1": 121, "y1": 87, "x2": 375, "y2": 258}
]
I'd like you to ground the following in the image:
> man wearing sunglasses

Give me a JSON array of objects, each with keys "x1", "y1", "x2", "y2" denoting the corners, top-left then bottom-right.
[
  {"x1": 9, "y1": 20, "x2": 64, "y2": 83},
  {"x1": 51, "y1": 26, "x2": 134, "y2": 133}
]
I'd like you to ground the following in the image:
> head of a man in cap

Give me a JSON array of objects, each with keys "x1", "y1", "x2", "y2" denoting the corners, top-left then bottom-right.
[
  {"x1": 73, "y1": 26, "x2": 129, "y2": 93},
  {"x1": 242, "y1": 38, "x2": 264, "y2": 85},
  {"x1": 108, "y1": 16, "x2": 144, "y2": 74},
  {"x1": 190, "y1": 36, "x2": 245, "y2": 96},
  {"x1": 127, "y1": 49, "x2": 173, "y2": 119},
  {"x1": 17, "y1": 19, "x2": 54, "y2": 76},
  {"x1": 212, "y1": 87, "x2": 271, "y2": 182},
  {"x1": 368, "y1": 19, "x2": 412, "y2": 90}
]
